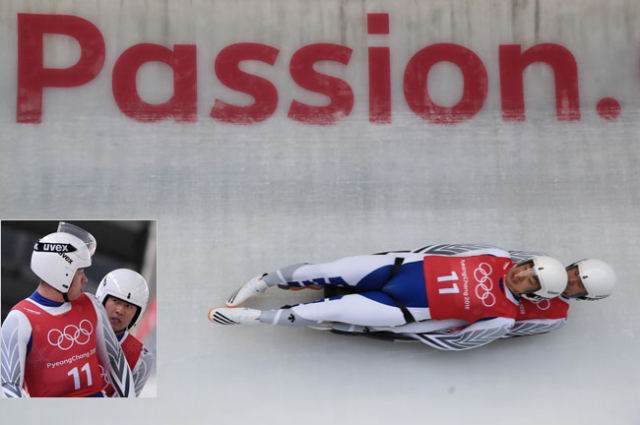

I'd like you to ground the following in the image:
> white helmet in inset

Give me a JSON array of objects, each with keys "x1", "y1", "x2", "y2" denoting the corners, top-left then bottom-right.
[
  {"x1": 96, "y1": 268, "x2": 150, "y2": 329},
  {"x1": 31, "y1": 230, "x2": 94, "y2": 294},
  {"x1": 518, "y1": 256, "x2": 568, "y2": 301},
  {"x1": 567, "y1": 259, "x2": 616, "y2": 301}
]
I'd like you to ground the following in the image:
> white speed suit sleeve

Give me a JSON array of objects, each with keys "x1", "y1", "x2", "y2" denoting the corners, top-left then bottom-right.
[
  {"x1": 410, "y1": 317, "x2": 515, "y2": 351},
  {"x1": 1, "y1": 311, "x2": 30, "y2": 397},
  {"x1": 132, "y1": 345, "x2": 154, "y2": 396},
  {"x1": 409, "y1": 244, "x2": 548, "y2": 263},
  {"x1": 409, "y1": 244, "x2": 509, "y2": 256},
  {"x1": 404, "y1": 244, "x2": 513, "y2": 260},
  {"x1": 89, "y1": 294, "x2": 135, "y2": 398},
  {"x1": 504, "y1": 318, "x2": 567, "y2": 337}
]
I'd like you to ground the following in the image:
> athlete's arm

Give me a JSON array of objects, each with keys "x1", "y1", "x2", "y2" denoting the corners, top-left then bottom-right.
[
  {"x1": 410, "y1": 317, "x2": 515, "y2": 351},
  {"x1": 410, "y1": 244, "x2": 512, "y2": 259},
  {"x1": 1, "y1": 311, "x2": 31, "y2": 397},
  {"x1": 132, "y1": 346, "x2": 154, "y2": 396},
  {"x1": 506, "y1": 250, "x2": 548, "y2": 264},
  {"x1": 88, "y1": 294, "x2": 135, "y2": 398},
  {"x1": 503, "y1": 318, "x2": 567, "y2": 337}
]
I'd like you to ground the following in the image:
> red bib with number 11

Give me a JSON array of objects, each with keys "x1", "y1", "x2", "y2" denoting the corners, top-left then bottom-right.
[
  {"x1": 423, "y1": 255, "x2": 519, "y2": 322},
  {"x1": 13, "y1": 293, "x2": 105, "y2": 397}
]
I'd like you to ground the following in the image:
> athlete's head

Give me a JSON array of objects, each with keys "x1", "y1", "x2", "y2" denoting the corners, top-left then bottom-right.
[
  {"x1": 96, "y1": 269, "x2": 150, "y2": 334},
  {"x1": 564, "y1": 259, "x2": 616, "y2": 300},
  {"x1": 30, "y1": 225, "x2": 96, "y2": 301},
  {"x1": 505, "y1": 256, "x2": 568, "y2": 300}
]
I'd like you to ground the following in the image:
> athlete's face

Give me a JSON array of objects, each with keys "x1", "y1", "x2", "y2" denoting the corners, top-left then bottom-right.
[
  {"x1": 562, "y1": 265, "x2": 588, "y2": 298},
  {"x1": 104, "y1": 296, "x2": 138, "y2": 334},
  {"x1": 66, "y1": 269, "x2": 88, "y2": 301},
  {"x1": 505, "y1": 262, "x2": 541, "y2": 297}
]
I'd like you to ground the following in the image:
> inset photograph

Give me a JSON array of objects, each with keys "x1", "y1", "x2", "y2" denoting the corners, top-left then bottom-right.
[{"x1": 1, "y1": 220, "x2": 157, "y2": 398}]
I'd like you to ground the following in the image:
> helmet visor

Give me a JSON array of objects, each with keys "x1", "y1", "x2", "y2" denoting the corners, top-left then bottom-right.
[
  {"x1": 512, "y1": 266, "x2": 542, "y2": 295},
  {"x1": 57, "y1": 222, "x2": 97, "y2": 256}
]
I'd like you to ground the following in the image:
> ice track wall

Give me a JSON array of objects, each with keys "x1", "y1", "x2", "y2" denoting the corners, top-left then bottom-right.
[{"x1": 0, "y1": 1, "x2": 638, "y2": 424}]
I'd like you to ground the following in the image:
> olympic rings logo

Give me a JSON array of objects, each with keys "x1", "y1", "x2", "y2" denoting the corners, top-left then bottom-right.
[
  {"x1": 473, "y1": 263, "x2": 496, "y2": 307},
  {"x1": 47, "y1": 320, "x2": 94, "y2": 351},
  {"x1": 531, "y1": 299, "x2": 551, "y2": 311}
]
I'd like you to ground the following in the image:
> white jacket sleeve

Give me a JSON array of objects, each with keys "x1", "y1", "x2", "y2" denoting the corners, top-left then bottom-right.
[
  {"x1": 88, "y1": 294, "x2": 135, "y2": 398},
  {"x1": 410, "y1": 244, "x2": 512, "y2": 259},
  {"x1": 0, "y1": 311, "x2": 30, "y2": 398},
  {"x1": 506, "y1": 250, "x2": 548, "y2": 263},
  {"x1": 410, "y1": 317, "x2": 515, "y2": 351},
  {"x1": 504, "y1": 318, "x2": 567, "y2": 337},
  {"x1": 132, "y1": 345, "x2": 154, "y2": 396}
]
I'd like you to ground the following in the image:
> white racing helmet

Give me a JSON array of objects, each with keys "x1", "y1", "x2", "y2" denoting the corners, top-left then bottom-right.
[
  {"x1": 96, "y1": 268, "x2": 150, "y2": 330},
  {"x1": 567, "y1": 259, "x2": 616, "y2": 301},
  {"x1": 31, "y1": 230, "x2": 94, "y2": 294},
  {"x1": 518, "y1": 256, "x2": 568, "y2": 301}
]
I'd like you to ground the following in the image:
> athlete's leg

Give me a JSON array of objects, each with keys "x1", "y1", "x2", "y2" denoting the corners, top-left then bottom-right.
[
  {"x1": 259, "y1": 292, "x2": 407, "y2": 327},
  {"x1": 227, "y1": 255, "x2": 403, "y2": 307},
  {"x1": 262, "y1": 255, "x2": 400, "y2": 290}
]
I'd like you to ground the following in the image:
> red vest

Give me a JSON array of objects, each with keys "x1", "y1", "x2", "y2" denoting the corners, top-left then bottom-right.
[
  {"x1": 516, "y1": 297, "x2": 570, "y2": 320},
  {"x1": 13, "y1": 293, "x2": 105, "y2": 397},
  {"x1": 424, "y1": 255, "x2": 519, "y2": 322},
  {"x1": 104, "y1": 333, "x2": 143, "y2": 397}
]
